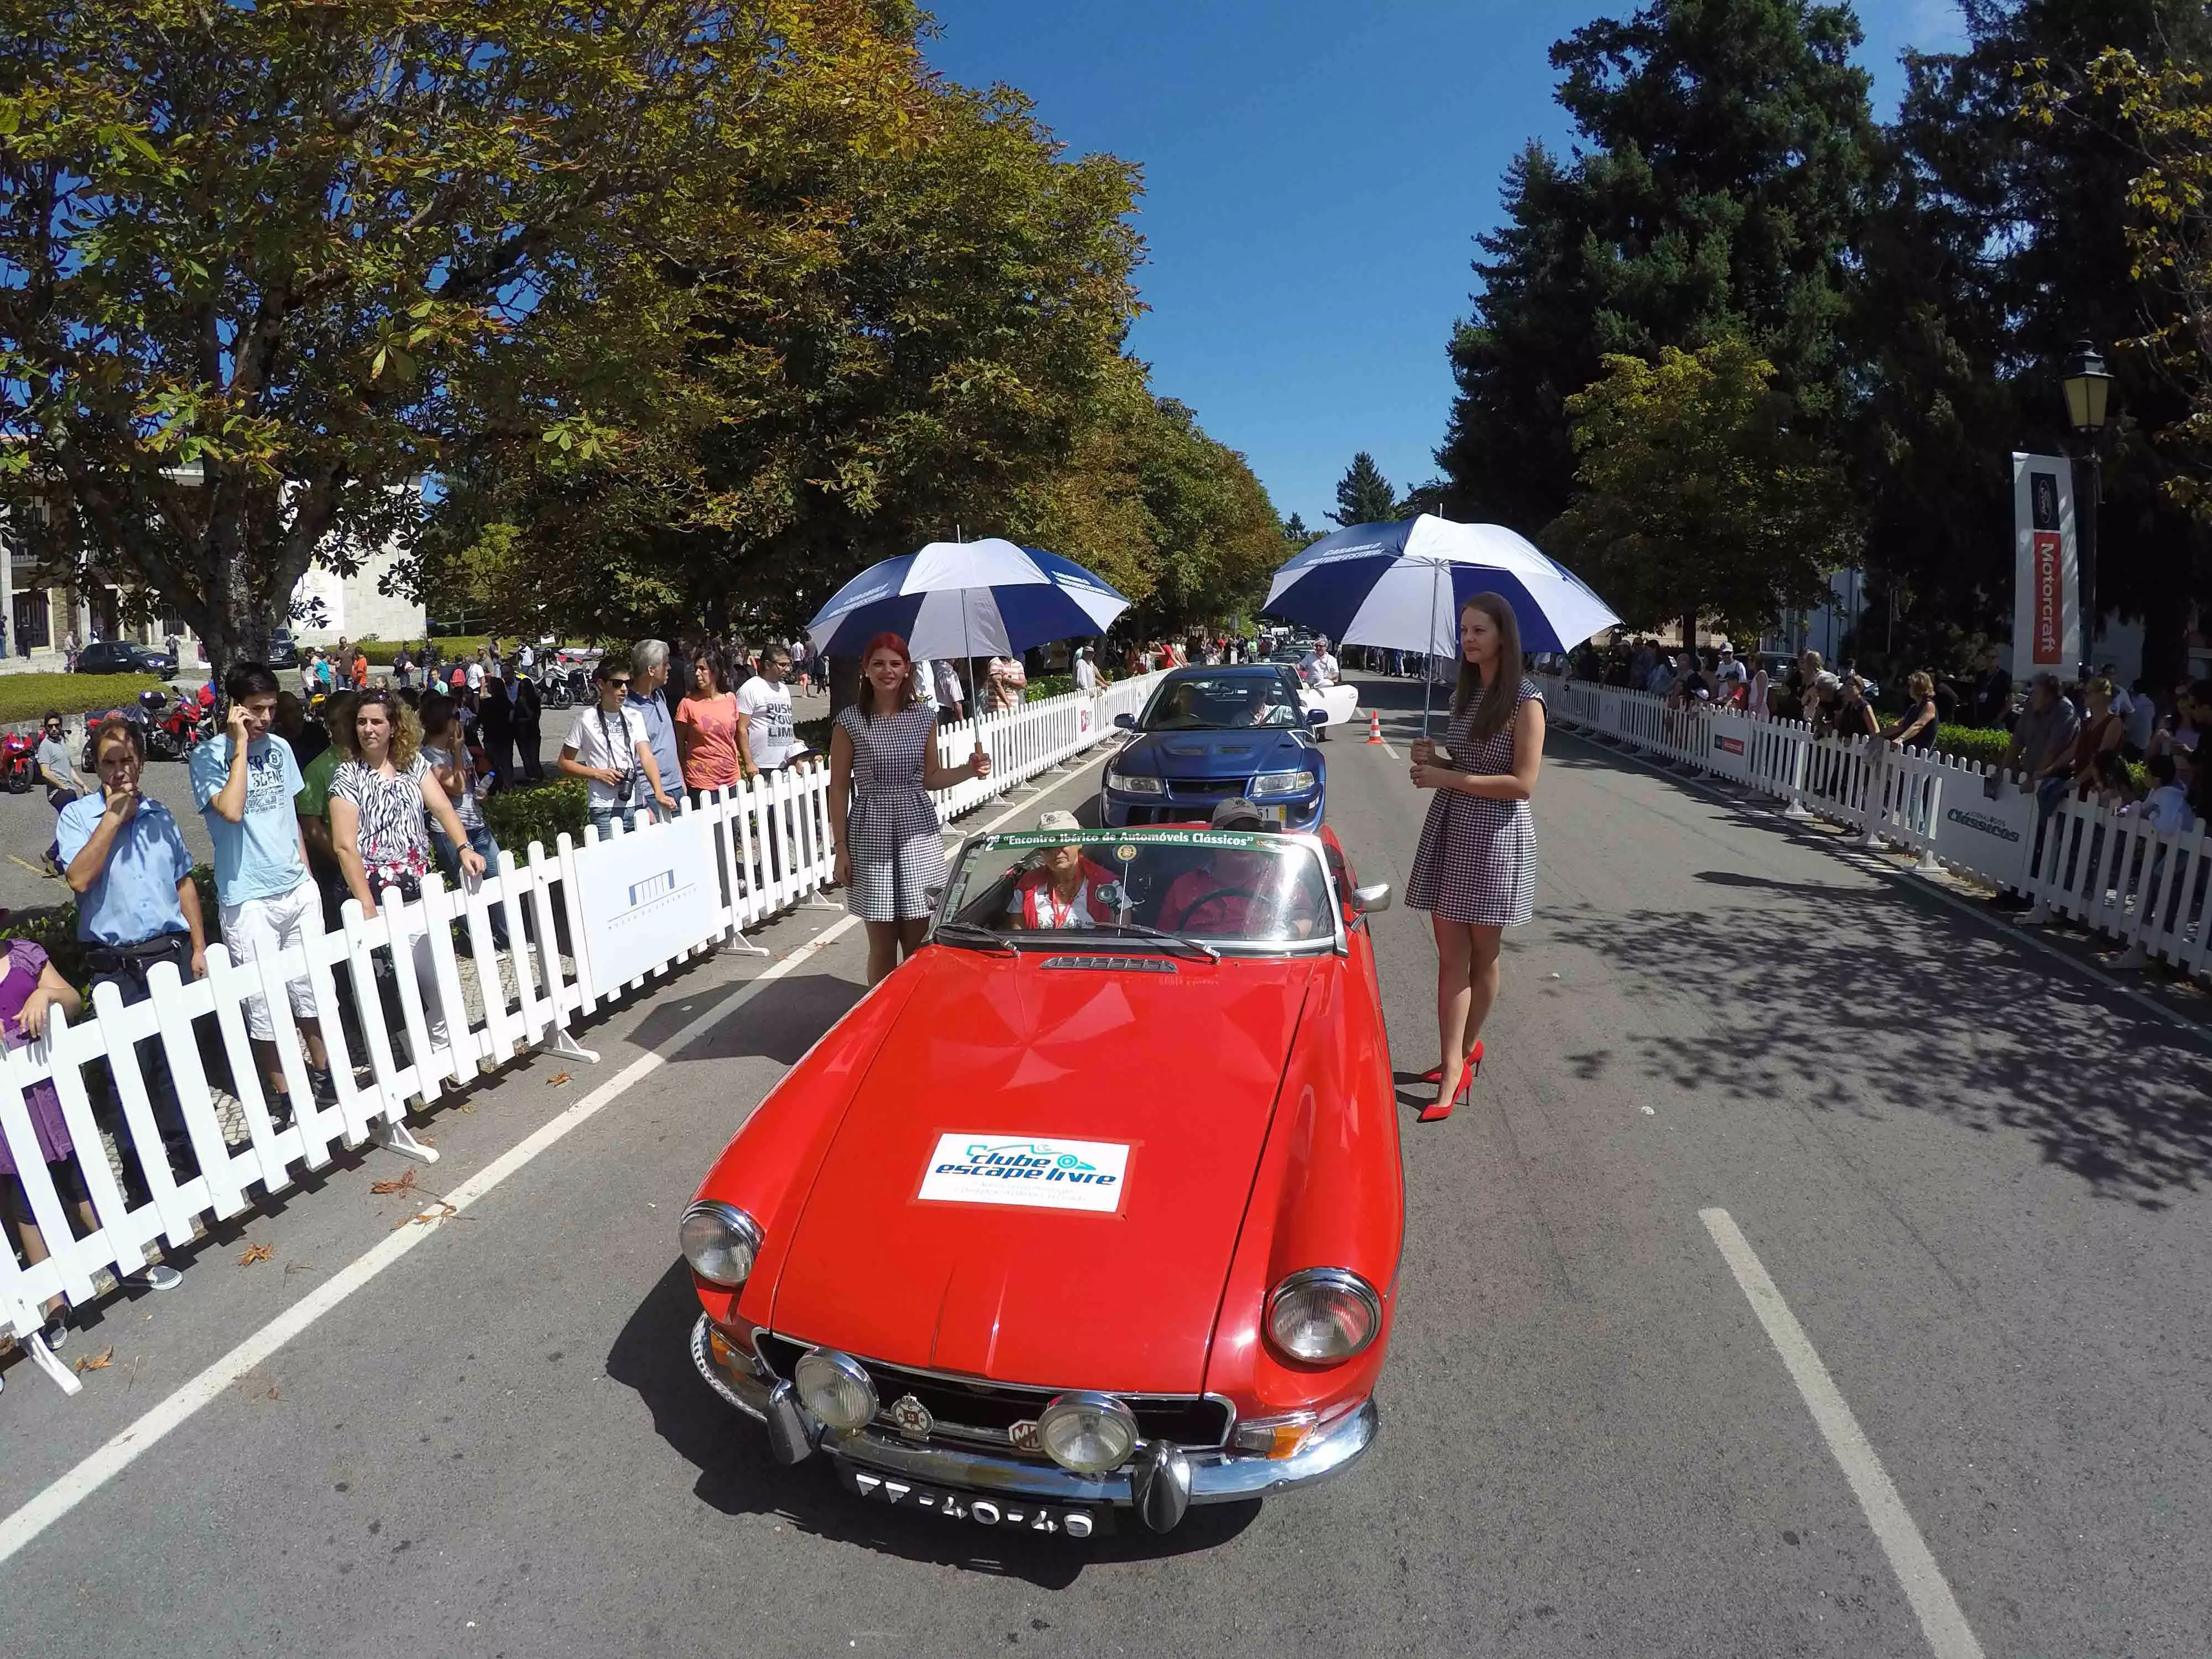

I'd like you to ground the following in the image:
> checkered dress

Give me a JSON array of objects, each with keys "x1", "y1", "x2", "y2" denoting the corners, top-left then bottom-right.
[
  {"x1": 836, "y1": 703, "x2": 948, "y2": 922},
  {"x1": 1406, "y1": 678, "x2": 1542, "y2": 927}
]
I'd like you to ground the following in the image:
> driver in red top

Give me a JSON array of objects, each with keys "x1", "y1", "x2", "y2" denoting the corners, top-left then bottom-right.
[{"x1": 1156, "y1": 797, "x2": 1324, "y2": 939}]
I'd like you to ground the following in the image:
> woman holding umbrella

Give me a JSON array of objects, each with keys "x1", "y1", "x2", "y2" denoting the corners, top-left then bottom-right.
[
  {"x1": 1406, "y1": 593, "x2": 1546, "y2": 1123},
  {"x1": 832, "y1": 633, "x2": 991, "y2": 984}
]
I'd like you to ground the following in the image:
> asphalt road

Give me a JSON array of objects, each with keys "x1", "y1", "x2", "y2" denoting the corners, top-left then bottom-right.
[{"x1": 5, "y1": 675, "x2": 2210, "y2": 1658}]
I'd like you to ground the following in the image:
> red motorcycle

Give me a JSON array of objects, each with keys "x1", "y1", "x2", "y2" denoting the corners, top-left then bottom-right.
[{"x1": 0, "y1": 726, "x2": 35, "y2": 794}]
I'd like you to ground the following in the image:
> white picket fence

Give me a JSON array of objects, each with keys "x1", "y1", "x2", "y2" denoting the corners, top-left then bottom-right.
[
  {"x1": 1538, "y1": 675, "x2": 2211, "y2": 984},
  {"x1": 0, "y1": 675, "x2": 1161, "y2": 1381}
]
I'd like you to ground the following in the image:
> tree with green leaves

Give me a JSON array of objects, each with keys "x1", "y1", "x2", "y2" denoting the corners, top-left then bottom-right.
[
  {"x1": 0, "y1": 0, "x2": 922, "y2": 672},
  {"x1": 1330, "y1": 452, "x2": 1399, "y2": 527},
  {"x1": 1438, "y1": 1, "x2": 1876, "y2": 535},
  {"x1": 1547, "y1": 336, "x2": 1859, "y2": 645}
]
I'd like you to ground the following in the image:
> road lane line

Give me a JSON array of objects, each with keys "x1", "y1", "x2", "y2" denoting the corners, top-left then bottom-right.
[
  {"x1": 1699, "y1": 1208, "x2": 1986, "y2": 1659},
  {"x1": 0, "y1": 747, "x2": 1113, "y2": 1567}
]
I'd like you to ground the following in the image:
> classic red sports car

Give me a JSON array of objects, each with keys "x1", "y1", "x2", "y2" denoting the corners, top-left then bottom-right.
[{"x1": 683, "y1": 822, "x2": 1402, "y2": 1536}]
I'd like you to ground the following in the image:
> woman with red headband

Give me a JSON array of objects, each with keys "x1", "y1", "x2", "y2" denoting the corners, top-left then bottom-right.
[{"x1": 831, "y1": 632, "x2": 991, "y2": 983}]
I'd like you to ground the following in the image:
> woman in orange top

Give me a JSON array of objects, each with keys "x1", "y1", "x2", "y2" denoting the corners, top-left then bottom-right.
[{"x1": 675, "y1": 654, "x2": 752, "y2": 792}]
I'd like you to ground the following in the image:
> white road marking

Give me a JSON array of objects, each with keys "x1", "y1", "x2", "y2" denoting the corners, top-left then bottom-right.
[
  {"x1": 1699, "y1": 1208, "x2": 1986, "y2": 1659},
  {"x1": 0, "y1": 752, "x2": 1112, "y2": 1568},
  {"x1": 1379, "y1": 741, "x2": 1399, "y2": 761}
]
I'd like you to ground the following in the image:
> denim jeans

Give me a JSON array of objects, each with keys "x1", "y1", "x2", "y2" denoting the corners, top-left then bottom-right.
[
  {"x1": 587, "y1": 801, "x2": 639, "y2": 839},
  {"x1": 429, "y1": 820, "x2": 512, "y2": 951}
]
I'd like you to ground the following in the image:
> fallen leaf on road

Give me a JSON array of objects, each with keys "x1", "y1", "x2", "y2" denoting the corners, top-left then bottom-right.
[
  {"x1": 238, "y1": 1242, "x2": 273, "y2": 1266},
  {"x1": 265, "y1": 1385, "x2": 280, "y2": 1400},
  {"x1": 547, "y1": 1071, "x2": 572, "y2": 1087},
  {"x1": 370, "y1": 1168, "x2": 418, "y2": 1196},
  {"x1": 393, "y1": 1201, "x2": 458, "y2": 1230},
  {"x1": 74, "y1": 1345, "x2": 114, "y2": 1374}
]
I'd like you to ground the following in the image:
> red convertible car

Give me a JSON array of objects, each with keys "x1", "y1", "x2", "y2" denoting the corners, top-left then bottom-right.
[{"x1": 683, "y1": 822, "x2": 1402, "y2": 1537}]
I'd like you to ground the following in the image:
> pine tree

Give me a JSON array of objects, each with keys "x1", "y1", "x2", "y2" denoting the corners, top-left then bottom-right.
[{"x1": 1330, "y1": 453, "x2": 1400, "y2": 526}]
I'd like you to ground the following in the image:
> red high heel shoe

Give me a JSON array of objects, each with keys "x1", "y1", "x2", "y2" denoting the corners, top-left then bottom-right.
[
  {"x1": 1416, "y1": 1041, "x2": 1483, "y2": 1123},
  {"x1": 1417, "y1": 1040, "x2": 1483, "y2": 1086}
]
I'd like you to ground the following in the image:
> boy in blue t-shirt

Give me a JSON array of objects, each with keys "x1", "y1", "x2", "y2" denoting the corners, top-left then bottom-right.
[{"x1": 189, "y1": 662, "x2": 335, "y2": 1110}]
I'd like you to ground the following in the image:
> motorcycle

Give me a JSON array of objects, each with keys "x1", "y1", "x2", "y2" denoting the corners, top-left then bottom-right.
[
  {"x1": 1, "y1": 726, "x2": 36, "y2": 794},
  {"x1": 149, "y1": 690, "x2": 210, "y2": 760}
]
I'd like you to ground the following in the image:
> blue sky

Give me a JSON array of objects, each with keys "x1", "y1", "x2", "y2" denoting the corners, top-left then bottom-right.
[{"x1": 921, "y1": 0, "x2": 1971, "y2": 531}]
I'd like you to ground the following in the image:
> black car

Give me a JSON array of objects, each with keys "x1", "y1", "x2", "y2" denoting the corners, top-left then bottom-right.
[
  {"x1": 267, "y1": 629, "x2": 299, "y2": 669},
  {"x1": 77, "y1": 640, "x2": 176, "y2": 676}
]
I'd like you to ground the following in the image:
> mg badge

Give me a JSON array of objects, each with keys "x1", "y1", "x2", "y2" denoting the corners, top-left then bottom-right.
[
  {"x1": 1009, "y1": 1419, "x2": 1042, "y2": 1453},
  {"x1": 889, "y1": 1394, "x2": 934, "y2": 1441}
]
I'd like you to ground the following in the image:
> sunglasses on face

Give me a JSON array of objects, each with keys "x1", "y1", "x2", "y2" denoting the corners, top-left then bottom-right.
[{"x1": 606, "y1": 677, "x2": 632, "y2": 690}]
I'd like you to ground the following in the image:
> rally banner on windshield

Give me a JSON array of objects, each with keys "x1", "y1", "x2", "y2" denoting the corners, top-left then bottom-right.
[{"x1": 2011, "y1": 453, "x2": 2079, "y2": 682}]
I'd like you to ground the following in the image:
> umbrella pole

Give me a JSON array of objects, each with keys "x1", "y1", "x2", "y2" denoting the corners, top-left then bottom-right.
[{"x1": 1421, "y1": 562, "x2": 1440, "y2": 740}]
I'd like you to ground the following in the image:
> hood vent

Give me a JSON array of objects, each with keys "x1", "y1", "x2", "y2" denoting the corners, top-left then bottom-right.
[{"x1": 1039, "y1": 954, "x2": 1176, "y2": 973}]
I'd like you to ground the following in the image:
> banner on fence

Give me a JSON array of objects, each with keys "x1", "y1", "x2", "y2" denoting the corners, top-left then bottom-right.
[
  {"x1": 575, "y1": 812, "x2": 719, "y2": 988},
  {"x1": 1931, "y1": 779, "x2": 2035, "y2": 891},
  {"x1": 2011, "y1": 452, "x2": 2079, "y2": 683},
  {"x1": 1705, "y1": 712, "x2": 1754, "y2": 783}
]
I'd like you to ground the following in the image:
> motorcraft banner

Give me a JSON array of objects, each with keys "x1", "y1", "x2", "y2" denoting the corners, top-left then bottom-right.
[
  {"x1": 2011, "y1": 453, "x2": 2079, "y2": 682},
  {"x1": 574, "y1": 811, "x2": 719, "y2": 990}
]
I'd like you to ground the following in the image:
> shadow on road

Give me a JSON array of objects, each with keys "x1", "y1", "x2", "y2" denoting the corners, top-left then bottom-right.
[
  {"x1": 630, "y1": 968, "x2": 865, "y2": 1067},
  {"x1": 1541, "y1": 866, "x2": 2212, "y2": 1207},
  {"x1": 606, "y1": 1260, "x2": 1259, "y2": 1584}
]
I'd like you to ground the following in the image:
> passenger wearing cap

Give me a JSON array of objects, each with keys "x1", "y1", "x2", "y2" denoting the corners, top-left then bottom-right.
[
  {"x1": 1005, "y1": 810, "x2": 1122, "y2": 929},
  {"x1": 1155, "y1": 798, "x2": 1324, "y2": 938}
]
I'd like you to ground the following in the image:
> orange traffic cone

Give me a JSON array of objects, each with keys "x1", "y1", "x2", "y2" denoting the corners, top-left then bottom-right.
[{"x1": 1365, "y1": 709, "x2": 1384, "y2": 744}]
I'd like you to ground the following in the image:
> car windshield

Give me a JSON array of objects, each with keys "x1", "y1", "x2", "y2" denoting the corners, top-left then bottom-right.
[
  {"x1": 1140, "y1": 673, "x2": 1301, "y2": 732},
  {"x1": 939, "y1": 828, "x2": 1334, "y2": 951}
]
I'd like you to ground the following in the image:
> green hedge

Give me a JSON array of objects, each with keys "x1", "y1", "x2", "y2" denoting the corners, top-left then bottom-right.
[
  {"x1": 1933, "y1": 724, "x2": 2011, "y2": 770},
  {"x1": 481, "y1": 779, "x2": 588, "y2": 848},
  {"x1": 0, "y1": 673, "x2": 169, "y2": 725}
]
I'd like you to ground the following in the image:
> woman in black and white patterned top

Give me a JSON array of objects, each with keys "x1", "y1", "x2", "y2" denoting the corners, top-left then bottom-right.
[
  {"x1": 830, "y1": 632, "x2": 991, "y2": 984},
  {"x1": 1405, "y1": 593, "x2": 1546, "y2": 1124},
  {"x1": 330, "y1": 692, "x2": 485, "y2": 1055}
]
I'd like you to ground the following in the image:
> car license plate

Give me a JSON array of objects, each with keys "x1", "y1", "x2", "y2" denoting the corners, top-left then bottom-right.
[
  {"x1": 837, "y1": 1465, "x2": 1110, "y2": 1537},
  {"x1": 1262, "y1": 803, "x2": 1288, "y2": 823}
]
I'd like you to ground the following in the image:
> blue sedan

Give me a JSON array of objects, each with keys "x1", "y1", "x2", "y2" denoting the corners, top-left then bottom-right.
[{"x1": 1100, "y1": 665, "x2": 1328, "y2": 831}]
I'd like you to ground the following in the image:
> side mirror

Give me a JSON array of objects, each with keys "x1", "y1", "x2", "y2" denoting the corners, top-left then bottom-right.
[
  {"x1": 1307, "y1": 707, "x2": 1328, "y2": 726},
  {"x1": 1347, "y1": 882, "x2": 1392, "y2": 916},
  {"x1": 1113, "y1": 712, "x2": 1136, "y2": 729}
]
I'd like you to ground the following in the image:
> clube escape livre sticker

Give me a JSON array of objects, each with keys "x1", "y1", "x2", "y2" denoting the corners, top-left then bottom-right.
[{"x1": 917, "y1": 1134, "x2": 1131, "y2": 1213}]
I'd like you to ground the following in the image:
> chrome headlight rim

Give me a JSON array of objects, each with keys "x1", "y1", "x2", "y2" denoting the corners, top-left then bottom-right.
[
  {"x1": 1265, "y1": 1266, "x2": 1381, "y2": 1364},
  {"x1": 1104, "y1": 767, "x2": 1165, "y2": 796},
  {"x1": 1250, "y1": 768, "x2": 1318, "y2": 798},
  {"x1": 1037, "y1": 1389, "x2": 1141, "y2": 1475},
  {"x1": 679, "y1": 1199, "x2": 763, "y2": 1288},
  {"x1": 792, "y1": 1347, "x2": 879, "y2": 1432}
]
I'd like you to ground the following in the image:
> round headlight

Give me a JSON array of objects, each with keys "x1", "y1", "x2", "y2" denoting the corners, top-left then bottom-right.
[
  {"x1": 792, "y1": 1348, "x2": 878, "y2": 1432},
  {"x1": 1266, "y1": 1267, "x2": 1381, "y2": 1363},
  {"x1": 679, "y1": 1201, "x2": 762, "y2": 1287},
  {"x1": 1037, "y1": 1390, "x2": 1140, "y2": 1474}
]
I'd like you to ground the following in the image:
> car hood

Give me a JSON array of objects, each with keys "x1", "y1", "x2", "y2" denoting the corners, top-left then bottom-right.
[
  {"x1": 1123, "y1": 727, "x2": 1313, "y2": 780},
  {"x1": 770, "y1": 948, "x2": 1317, "y2": 1393}
]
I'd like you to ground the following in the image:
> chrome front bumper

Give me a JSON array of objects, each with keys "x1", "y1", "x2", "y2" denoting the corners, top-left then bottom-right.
[{"x1": 690, "y1": 1313, "x2": 1378, "y2": 1517}]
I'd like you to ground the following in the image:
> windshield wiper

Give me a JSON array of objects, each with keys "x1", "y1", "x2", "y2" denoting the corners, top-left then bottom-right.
[
  {"x1": 932, "y1": 920, "x2": 1016, "y2": 955},
  {"x1": 1092, "y1": 921, "x2": 1219, "y2": 962}
]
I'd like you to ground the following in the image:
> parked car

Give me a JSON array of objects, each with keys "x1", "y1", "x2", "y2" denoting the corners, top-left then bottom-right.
[
  {"x1": 75, "y1": 639, "x2": 176, "y2": 676},
  {"x1": 1101, "y1": 665, "x2": 1328, "y2": 831},
  {"x1": 683, "y1": 822, "x2": 1400, "y2": 1537},
  {"x1": 266, "y1": 629, "x2": 300, "y2": 669}
]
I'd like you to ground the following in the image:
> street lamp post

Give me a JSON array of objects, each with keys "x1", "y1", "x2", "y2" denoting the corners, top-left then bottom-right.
[{"x1": 2062, "y1": 340, "x2": 2112, "y2": 682}]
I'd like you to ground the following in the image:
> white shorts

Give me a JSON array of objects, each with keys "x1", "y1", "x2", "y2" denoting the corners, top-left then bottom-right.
[{"x1": 220, "y1": 880, "x2": 320, "y2": 1041}]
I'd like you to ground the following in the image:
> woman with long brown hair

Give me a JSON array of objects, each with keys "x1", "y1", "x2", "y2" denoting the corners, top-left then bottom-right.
[
  {"x1": 1406, "y1": 592, "x2": 1546, "y2": 1122},
  {"x1": 830, "y1": 632, "x2": 991, "y2": 984}
]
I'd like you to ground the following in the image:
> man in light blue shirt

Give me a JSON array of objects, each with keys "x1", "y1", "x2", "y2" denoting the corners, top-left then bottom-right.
[
  {"x1": 189, "y1": 661, "x2": 333, "y2": 1112},
  {"x1": 61, "y1": 716, "x2": 207, "y2": 1219},
  {"x1": 626, "y1": 639, "x2": 684, "y2": 822}
]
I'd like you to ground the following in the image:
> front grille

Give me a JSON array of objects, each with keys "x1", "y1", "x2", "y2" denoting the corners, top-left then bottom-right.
[
  {"x1": 1163, "y1": 778, "x2": 1242, "y2": 801},
  {"x1": 756, "y1": 1333, "x2": 1232, "y2": 1450}
]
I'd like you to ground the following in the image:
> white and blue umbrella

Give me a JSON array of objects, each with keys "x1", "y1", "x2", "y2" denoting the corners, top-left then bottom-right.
[
  {"x1": 1264, "y1": 515, "x2": 1622, "y2": 731},
  {"x1": 804, "y1": 538, "x2": 1130, "y2": 662}
]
